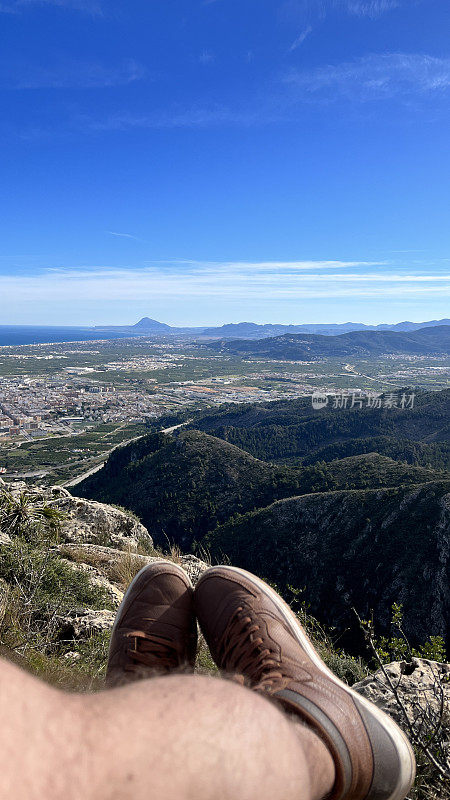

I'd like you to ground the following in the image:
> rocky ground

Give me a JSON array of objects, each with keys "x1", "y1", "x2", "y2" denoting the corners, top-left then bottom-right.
[{"x1": 1, "y1": 478, "x2": 209, "y2": 642}]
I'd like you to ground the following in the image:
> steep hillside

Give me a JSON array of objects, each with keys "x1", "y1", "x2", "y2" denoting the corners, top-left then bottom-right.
[
  {"x1": 207, "y1": 325, "x2": 450, "y2": 359},
  {"x1": 74, "y1": 392, "x2": 450, "y2": 653},
  {"x1": 301, "y1": 435, "x2": 450, "y2": 470},
  {"x1": 190, "y1": 389, "x2": 450, "y2": 465},
  {"x1": 206, "y1": 480, "x2": 450, "y2": 648},
  {"x1": 319, "y1": 453, "x2": 442, "y2": 489},
  {"x1": 75, "y1": 429, "x2": 446, "y2": 549},
  {"x1": 75, "y1": 430, "x2": 302, "y2": 549}
]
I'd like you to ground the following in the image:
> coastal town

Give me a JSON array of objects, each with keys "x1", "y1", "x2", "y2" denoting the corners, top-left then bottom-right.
[
  {"x1": 0, "y1": 336, "x2": 449, "y2": 446},
  {"x1": 0, "y1": 369, "x2": 313, "y2": 442},
  {"x1": 0, "y1": 335, "x2": 448, "y2": 486}
]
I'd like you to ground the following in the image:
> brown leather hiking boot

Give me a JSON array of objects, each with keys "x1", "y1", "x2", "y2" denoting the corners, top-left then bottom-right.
[
  {"x1": 106, "y1": 561, "x2": 197, "y2": 686},
  {"x1": 195, "y1": 565, "x2": 416, "y2": 800}
]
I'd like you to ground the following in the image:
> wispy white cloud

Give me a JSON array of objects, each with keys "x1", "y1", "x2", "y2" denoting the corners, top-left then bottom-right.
[
  {"x1": 164, "y1": 259, "x2": 388, "y2": 272},
  {"x1": 65, "y1": 51, "x2": 450, "y2": 137},
  {"x1": 0, "y1": 261, "x2": 448, "y2": 311},
  {"x1": 289, "y1": 25, "x2": 313, "y2": 52},
  {"x1": 285, "y1": 53, "x2": 450, "y2": 101},
  {"x1": 343, "y1": 0, "x2": 400, "y2": 17},
  {"x1": 4, "y1": 59, "x2": 145, "y2": 90},
  {"x1": 106, "y1": 231, "x2": 141, "y2": 241},
  {"x1": 283, "y1": 0, "x2": 411, "y2": 24},
  {"x1": 0, "y1": 0, "x2": 102, "y2": 14},
  {"x1": 4, "y1": 47, "x2": 447, "y2": 145},
  {"x1": 84, "y1": 104, "x2": 263, "y2": 132}
]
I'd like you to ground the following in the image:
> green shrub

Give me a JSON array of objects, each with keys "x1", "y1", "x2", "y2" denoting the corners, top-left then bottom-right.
[
  {"x1": 0, "y1": 538, "x2": 113, "y2": 614},
  {"x1": 362, "y1": 603, "x2": 447, "y2": 665}
]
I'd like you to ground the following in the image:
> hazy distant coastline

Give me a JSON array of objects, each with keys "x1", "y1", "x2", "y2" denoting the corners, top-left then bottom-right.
[
  {"x1": 0, "y1": 326, "x2": 139, "y2": 347},
  {"x1": 1, "y1": 317, "x2": 449, "y2": 347}
]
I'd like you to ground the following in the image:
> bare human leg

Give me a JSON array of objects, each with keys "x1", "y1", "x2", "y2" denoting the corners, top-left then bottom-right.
[{"x1": 0, "y1": 657, "x2": 334, "y2": 800}]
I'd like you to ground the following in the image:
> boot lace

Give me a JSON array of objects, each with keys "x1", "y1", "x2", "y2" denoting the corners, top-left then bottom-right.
[
  {"x1": 218, "y1": 605, "x2": 293, "y2": 693},
  {"x1": 124, "y1": 629, "x2": 183, "y2": 674}
]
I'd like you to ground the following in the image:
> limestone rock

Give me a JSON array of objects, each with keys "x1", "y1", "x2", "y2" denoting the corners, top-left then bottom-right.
[
  {"x1": 58, "y1": 556, "x2": 124, "y2": 607},
  {"x1": 176, "y1": 553, "x2": 209, "y2": 585},
  {"x1": 57, "y1": 542, "x2": 132, "y2": 565},
  {"x1": 53, "y1": 494, "x2": 153, "y2": 549},
  {"x1": 53, "y1": 551, "x2": 208, "y2": 642},
  {"x1": 49, "y1": 486, "x2": 72, "y2": 499},
  {"x1": 354, "y1": 658, "x2": 450, "y2": 741},
  {"x1": 63, "y1": 651, "x2": 82, "y2": 661},
  {"x1": 1, "y1": 480, "x2": 153, "y2": 550},
  {"x1": 58, "y1": 543, "x2": 208, "y2": 589},
  {"x1": 56, "y1": 609, "x2": 116, "y2": 640}
]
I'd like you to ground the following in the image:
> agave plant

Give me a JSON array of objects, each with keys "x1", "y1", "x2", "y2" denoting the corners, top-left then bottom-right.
[{"x1": 0, "y1": 489, "x2": 65, "y2": 541}]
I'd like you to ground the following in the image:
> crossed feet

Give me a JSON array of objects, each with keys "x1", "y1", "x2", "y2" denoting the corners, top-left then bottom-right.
[{"x1": 106, "y1": 561, "x2": 416, "y2": 800}]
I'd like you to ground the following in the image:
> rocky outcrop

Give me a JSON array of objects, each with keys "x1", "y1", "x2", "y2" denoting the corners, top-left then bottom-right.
[
  {"x1": 55, "y1": 494, "x2": 151, "y2": 549},
  {"x1": 58, "y1": 543, "x2": 208, "y2": 609},
  {"x1": 2, "y1": 481, "x2": 153, "y2": 550},
  {"x1": 56, "y1": 609, "x2": 117, "y2": 640},
  {"x1": 58, "y1": 555, "x2": 125, "y2": 606},
  {"x1": 354, "y1": 658, "x2": 450, "y2": 735},
  {"x1": 1, "y1": 481, "x2": 208, "y2": 647},
  {"x1": 52, "y1": 546, "x2": 209, "y2": 641},
  {"x1": 354, "y1": 658, "x2": 450, "y2": 778}
]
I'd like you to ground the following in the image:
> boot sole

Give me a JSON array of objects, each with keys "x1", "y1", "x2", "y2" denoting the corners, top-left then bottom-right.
[{"x1": 201, "y1": 565, "x2": 416, "y2": 800}]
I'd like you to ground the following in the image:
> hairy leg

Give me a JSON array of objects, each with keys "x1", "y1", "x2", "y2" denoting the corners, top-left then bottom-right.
[
  {"x1": 0, "y1": 657, "x2": 90, "y2": 800},
  {"x1": 0, "y1": 658, "x2": 335, "y2": 800}
]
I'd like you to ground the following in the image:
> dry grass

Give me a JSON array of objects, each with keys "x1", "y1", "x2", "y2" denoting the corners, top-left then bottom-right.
[
  {"x1": 58, "y1": 545, "x2": 108, "y2": 569},
  {"x1": 193, "y1": 542, "x2": 213, "y2": 566},
  {"x1": 0, "y1": 635, "x2": 109, "y2": 692},
  {"x1": 105, "y1": 550, "x2": 149, "y2": 590},
  {"x1": 58, "y1": 541, "x2": 189, "y2": 592}
]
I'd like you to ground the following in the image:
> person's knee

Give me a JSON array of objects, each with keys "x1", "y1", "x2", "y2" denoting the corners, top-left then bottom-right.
[{"x1": 86, "y1": 674, "x2": 312, "y2": 800}]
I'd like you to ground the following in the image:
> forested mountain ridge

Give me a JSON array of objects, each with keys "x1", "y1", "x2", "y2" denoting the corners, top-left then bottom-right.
[
  {"x1": 312, "y1": 452, "x2": 443, "y2": 488},
  {"x1": 201, "y1": 319, "x2": 450, "y2": 338},
  {"x1": 75, "y1": 427, "x2": 448, "y2": 549},
  {"x1": 207, "y1": 324, "x2": 450, "y2": 359},
  {"x1": 189, "y1": 389, "x2": 450, "y2": 466},
  {"x1": 205, "y1": 479, "x2": 450, "y2": 648},
  {"x1": 75, "y1": 430, "x2": 302, "y2": 549}
]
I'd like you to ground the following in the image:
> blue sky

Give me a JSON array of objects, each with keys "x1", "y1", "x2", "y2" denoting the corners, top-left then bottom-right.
[{"x1": 0, "y1": 0, "x2": 449, "y2": 326}]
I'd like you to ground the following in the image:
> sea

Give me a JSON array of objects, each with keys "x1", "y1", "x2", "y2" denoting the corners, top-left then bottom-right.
[{"x1": 0, "y1": 326, "x2": 139, "y2": 347}]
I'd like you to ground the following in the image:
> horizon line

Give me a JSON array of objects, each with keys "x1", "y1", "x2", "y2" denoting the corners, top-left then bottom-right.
[{"x1": 0, "y1": 316, "x2": 450, "y2": 329}]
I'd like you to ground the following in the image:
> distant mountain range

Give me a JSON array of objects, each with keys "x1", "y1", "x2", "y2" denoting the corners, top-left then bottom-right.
[
  {"x1": 94, "y1": 317, "x2": 450, "y2": 340},
  {"x1": 200, "y1": 319, "x2": 450, "y2": 338},
  {"x1": 207, "y1": 324, "x2": 450, "y2": 360}
]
